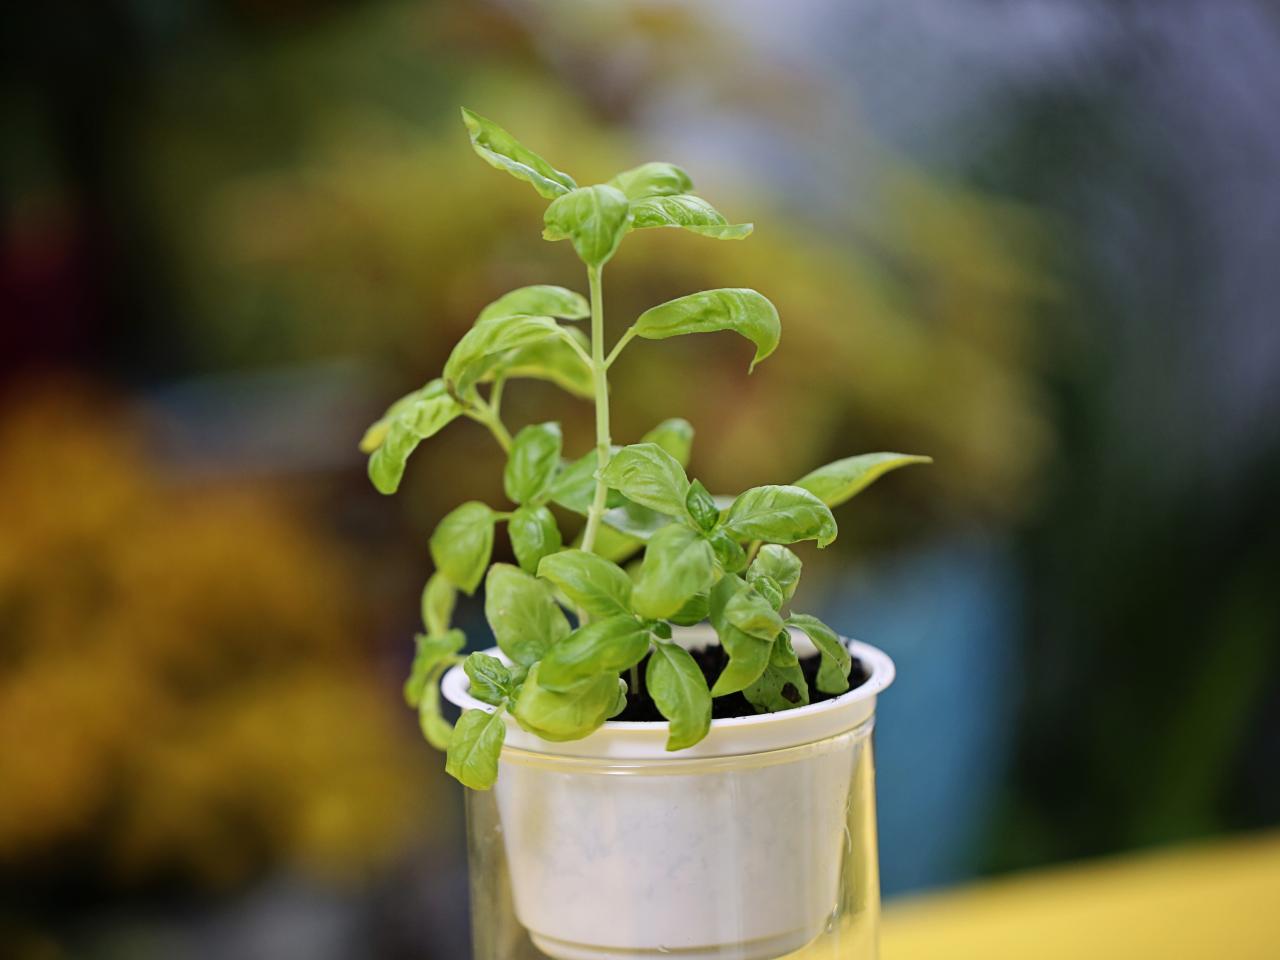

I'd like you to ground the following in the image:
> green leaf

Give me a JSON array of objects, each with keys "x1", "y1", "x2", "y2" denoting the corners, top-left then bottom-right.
[
  {"x1": 722, "y1": 485, "x2": 837, "y2": 548},
  {"x1": 788, "y1": 613, "x2": 852, "y2": 695},
  {"x1": 598, "y1": 443, "x2": 691, "y2": 517},
  {"x1": 641, "y1": 417, "x2": 694, "y2": 467},
  {"x1": 445, "y1": 707, "x2": 507, "y2": 790},
  {"x1": 722, "y1": 579, "x2": 786, "y2": 641},
  {"x1": 685, "y1": 479, "x2": 720, "y2": 532},
  {"x1": 601, "y1": 502, "x2": 673, "y2": 541},
  {"x1": 668, "y1": 593, "x2": 710, "y2": 627},
  {"x1": 429, "y1": 502, "x2": 497, "y2": 595},
  {"x1": 403, "y1": 629, "x2": 466, "y2": 708},
  {"x1": 632, "y1": 524, "x2": 717, "y2": 620},
  {"x1": 483, "y1": 327, "x2": 594, "y2": 399},
  {"x1": 536, "y1": 549, "x2": 633, "y2": 619},
  {"x1": 708, "y1": 576, "x2": 776, "y2": 696},
  {"x1": 747, "y1": 545, "x2": 803, "y2": 603},
  {"x1": 478, "y1": 285, "x2": 589, "y2": 322},
  {"x1": 548, "y1": 449, "x2": 625, "y2": 514},
  {"x1": 421, "y1": 572, "x2": 457, "y2": 636},
  {"x1": 444, "y1": 314, "x2": 575, "y2": 397},
  {"x1": 508, "y1": 505, "x2": 563, "y2": 575},
  {"x1": 743, "y1": 637, "x2": 810, "y2": 714},
  {"x1": 512, "y1": 665, "x2": 618, "y2": 742},
  {"x1": 609, "y1": 677, "x2": 630, "y2": 718},
  {"x1": 629, "y1": 194, "x2": 753, "y2": 240},
  {"x1": 464, "y1": 652, "x2": 513, "y2": 706},
  {"x1": 538, "y1": 615, "x2": 651, "y2": 691},
  {"x1": 418, "y1": 666, "x2": 455, "y2": 750},
  {"x1": 647, "y1": 641, "x2": 712, "y2": 750},
  {"x1": 543, "y1": 184, "x2": 633, "y2": 268},
  {"x1": 460, "y1": 108, "x2": 576, "y2": 200},
  {"x1": 751, "y1": 575, "x2": 785, "y2": 612},
  {"x1": 633, "y1": 288, "x2": 780, "y2": 372},
  {"x1": 608, "y1": 161, "x2": 693, "y2": 200},
  {"x1": 504, "y1": 422, "x2": 563, "y2": 504},
  {"x1": 584, "y1": 522, "x2": 645, "y2": 565},
  {"x1": 484, "y1": 564, "x2": 571, "y2": 666},
  {"x1": 365, "y1": 380, "x2": 464, "y2": 494},
  {"x1": 708, "y1": 528, "x2": 747, "y2": 573},
  {"x1": 794, "y1": 453, "x2": 933, "y2": 509}
]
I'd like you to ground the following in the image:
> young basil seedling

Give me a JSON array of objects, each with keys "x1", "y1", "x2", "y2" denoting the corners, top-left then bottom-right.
[{"x1": 365, "y1": 109, "x2": 932, "y2": 789}]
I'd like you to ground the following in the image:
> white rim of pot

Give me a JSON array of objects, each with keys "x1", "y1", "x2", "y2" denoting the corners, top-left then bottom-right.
[{"x1": 441, "y1": 627, "x2": 895, "y2": 763}]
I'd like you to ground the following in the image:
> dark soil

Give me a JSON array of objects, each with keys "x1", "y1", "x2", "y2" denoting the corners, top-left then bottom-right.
[{"x1": 615, "y1": 645, "x2": 871, "y2": 722}]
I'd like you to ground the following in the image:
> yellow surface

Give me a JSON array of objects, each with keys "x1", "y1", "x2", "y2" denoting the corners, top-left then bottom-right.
[{"x1": 882, "y1": 832, "x2": 1280, "y2": 959}]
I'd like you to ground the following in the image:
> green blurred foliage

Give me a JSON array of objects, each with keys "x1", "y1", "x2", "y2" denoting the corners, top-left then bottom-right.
[{"x1": 128, "y1": 1, "x2": 1051, "y2": 543}]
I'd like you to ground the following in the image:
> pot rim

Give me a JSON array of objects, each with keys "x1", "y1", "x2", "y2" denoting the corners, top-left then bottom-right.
[{"x1": 441, "y1": 626, "x2": 895, "y2": 762}]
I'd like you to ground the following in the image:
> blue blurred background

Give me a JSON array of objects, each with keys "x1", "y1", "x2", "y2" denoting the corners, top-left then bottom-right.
[{"x1": 2, "y1": 1, "x2": 1278, "y2": 957}]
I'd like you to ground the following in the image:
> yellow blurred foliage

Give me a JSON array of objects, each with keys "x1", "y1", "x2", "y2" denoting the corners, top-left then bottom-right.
[{"x1": 0, "y1": 382, "x2": 432, "y2": 889}]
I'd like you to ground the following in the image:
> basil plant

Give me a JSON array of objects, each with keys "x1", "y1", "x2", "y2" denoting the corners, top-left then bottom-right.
[{"x1": 364, "y1": 108, "x2": 930, "y2": 790}]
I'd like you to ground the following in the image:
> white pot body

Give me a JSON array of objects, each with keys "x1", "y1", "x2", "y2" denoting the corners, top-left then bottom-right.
[{"x1": 444, "y1": 630, "x2": 893, "y2": 960}]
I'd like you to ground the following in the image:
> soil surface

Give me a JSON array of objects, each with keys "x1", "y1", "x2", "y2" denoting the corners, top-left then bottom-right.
[{"x1": 615, "y1": 646, "x2": 871, "y2": 722}]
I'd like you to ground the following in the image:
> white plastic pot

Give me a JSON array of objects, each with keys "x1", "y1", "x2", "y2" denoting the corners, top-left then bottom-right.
[{"x1": 442, "y1": 627, "x2": 894, "y2": 960}]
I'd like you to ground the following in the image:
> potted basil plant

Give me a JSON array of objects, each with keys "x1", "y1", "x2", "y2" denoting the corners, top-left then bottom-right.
[{"x1": 362, "y1": 108, "x2": 930, "y2": 960}]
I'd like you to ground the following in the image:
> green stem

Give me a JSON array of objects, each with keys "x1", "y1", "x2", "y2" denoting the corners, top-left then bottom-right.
[
  {"x1": 489, "y1": 377, "x2": 506, "y2": 422},
  {"x1": 466, "y1": 402, "x2": 512, "y2": 453},
  {"x1": 581, "y1": 264, "x2": 612, "y2": 555},
  {"x1": 604, "y1": 327, "x2": 636, "y2": 369}
]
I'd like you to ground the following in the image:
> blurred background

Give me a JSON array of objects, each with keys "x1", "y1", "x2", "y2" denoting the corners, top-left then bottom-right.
[{"x1": 2, "y1": 0, "x2": 1278, "y2": 957}]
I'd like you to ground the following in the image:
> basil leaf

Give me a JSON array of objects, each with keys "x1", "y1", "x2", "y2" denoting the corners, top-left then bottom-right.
[
  {"x1": 403, "y1": 629, "x2": 466, "y2": 708},
  {"x1": 548, "y1": 449, "x2": 625, "y2": 514},
  {"x1": 794, "y1": 453, "x2": 933, "y2": 509},
  {"x1": 647, "y1": 641, "x2": 713, "y2": 750},
  {"x1": 743, "y1": 641, "x2": 810, "y2": 714},
  {"x1": 723, "y1": 580, "x2": 786, "y2": 641},
  {"x1": 751, "y1": 575, "x2": 785, "y2": 612},
  {"x1": 460, "y1": 107, "x2": 575, "y2": 199},
  {"x1": 787, "y1": 613, "x2": 852, "y2": 695},
  {"x1": 419, "y1": 665, "x2": 455, "y2": 750},
  {"x1": 609, "y1": 677, "x2": 630, "y2": 718},
  {"x1": 478, "y1": 285, "x2": 589, "y2": 322},
  {"x1": 504, "y1": 422, "x2": 563, "y2": 505},
  {"x1": 629, "y1": 194, "x2": 752, "y2": 240},
  {"x1": 538, "y1": 615, "x2": 651, "y2": 691},
  {"x1": 632, "y1": 524, "x2": 717, "y2": 620},
  {"x1": 747, "y1": 544, "x2": 802, "y2": 603},
  {"x1": 641, "y1": 417, "x2": 694, "y2": 467},
  {"x1": 585, "y1": 522, "x2": 645, "y2": 565},
  {"x1": 444, "y1": 315, "x2": 574, "y2": 397},
  {"x1": 429, "y1": 502, "x2": 497, "y2": 595},
  {"x1": 708, "y1": 576, "x2": 776, "y2": 696},
  {"x1": 508, "y1": 504, "x2": 563, "y2": 575},
  {"x1": 598, "y1": 443, "x2": 691, "y2": 517},
  {"x1": 445, "y1": 707, "x2": 507, "y2": 790},
  {"x1": 512, "y1": 665, "x2": 618, "y2": 742},
  {"x1": 364, "y1": 380, "x2": 464, "y2": 494},
  {"x1": 708, "y1": 528, "x2": 747, "y2": 573},
  {"x1": 483, "y1": 326, "x2": 594, "y2": 399},
  {"x1": 543, "y1": 184, "x2": 632, "y2": 268},
  {"x1": 722, "y1": 485, "x2": 837, "y2": 548},
  {"x1": 421, "y1": 572, "x2": 456, "y2": 636},
  {"x1": 483, "y1": 564, "x2": 571, "y2": 666},
  {"x1": 608, "y1": 161, "x2": 692, "y2": 200},
  {"x1": 536, "y1": 549, "x2": 633, "y2": 619},
  {"x1": 685, "y1": 479, "x2": 720, "y2": 533},
  {"x1": 668, "y1": 592, "x2": 710, "y2": 627},
  {"x1": 601, "y1": 502, "x2": 672, "y2": 541},
  {"x1": 711, "y1": 623, "x2": 773, "y2": 697},
  {"x1": 464, "y1": 652, "x2": 513, "y2": 706},
  {"x1": 633, "y1": 288, "x2": 780, "y2": 372}
]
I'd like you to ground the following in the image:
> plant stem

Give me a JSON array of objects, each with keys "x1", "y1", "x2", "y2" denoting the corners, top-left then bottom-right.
[
  {"x1": 581, "y1": 264, "x2": 611, "y2": 555},
  {"x1": 466, "y1": 402, "x2": 512, "y2": 453},
  {"x1": 604, "y1": 327, "x2": 636, "y2": 369}
]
